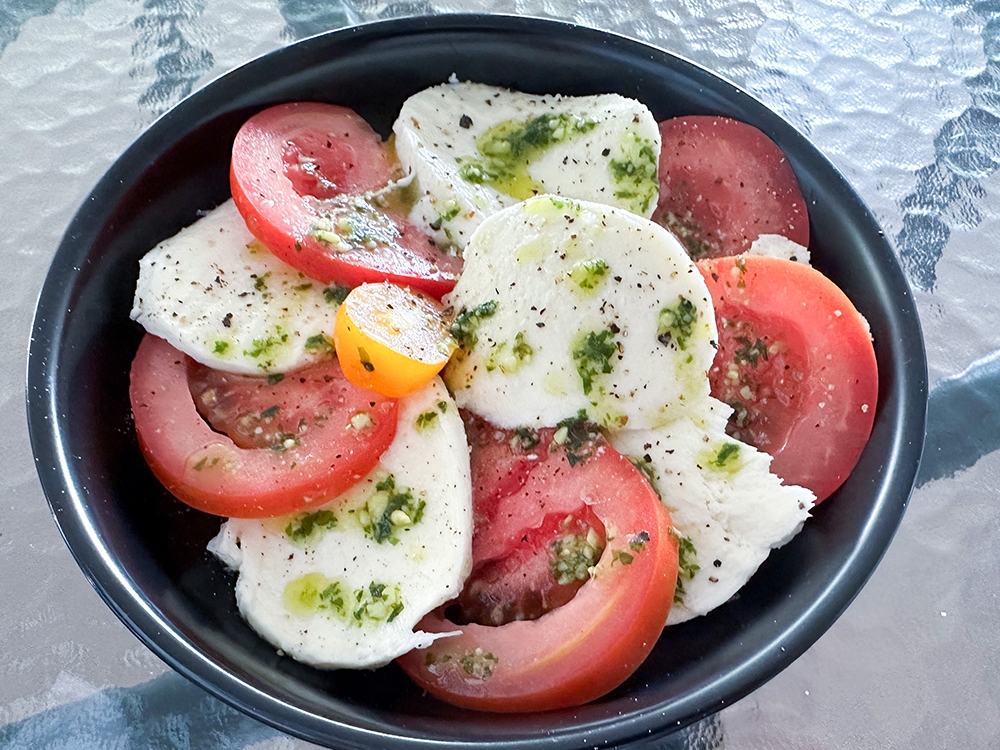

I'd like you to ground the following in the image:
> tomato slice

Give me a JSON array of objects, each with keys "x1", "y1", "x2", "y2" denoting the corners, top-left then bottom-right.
[
  {"x1": 129, "y1": 334, "x2": 398, "y2": 517},
  {"x1": 230, "y1": 102, "x2": 461, "y2": 297},
  {"x1": 653, "y1": 116, "x2": 809, "y2": 259},
  {"x1": 697, "y1": 255, "x2": 877, "y2": 502},
  {"x1": 397, "y1": 418, "x2": 678, "y2": 712}
]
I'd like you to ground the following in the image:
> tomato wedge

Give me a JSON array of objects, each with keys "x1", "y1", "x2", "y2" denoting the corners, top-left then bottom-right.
[
  {"x1": 230, "y1": 102, "x2": 461, "y2": 297},
  {"x1": 697, "y1": 255, "x2": 877, "y2": 502},
  {"x1": 129, "y1": 334, "x2": 398, "y2": 517},
  {"x1": 397, "y1": 417, "x2": 678, "y2": 712},
  {"x1": 653, "y1": 116, "x2": 809, "y2": 259}
]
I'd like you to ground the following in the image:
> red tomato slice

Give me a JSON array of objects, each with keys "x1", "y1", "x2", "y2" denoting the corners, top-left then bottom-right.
[
  {"x1": 230, "y1": 102, "x2": 461, "y2": 297},
  {"x1": 653, "y1": 116, "x2": 809, "y2": 259},
  {"x1": 397, "y1": 420, "x2": 678, "y2": 712},
  {"x1": 129, "y1": 334, "x2": 398, "y2": 517},
  {"x1": 697, "y1": 255, "x2": 877, "y2": 502}
]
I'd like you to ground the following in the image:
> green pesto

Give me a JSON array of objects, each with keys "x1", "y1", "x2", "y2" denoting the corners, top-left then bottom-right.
[
  {"x1": 571, "y1": 328, "x2": 617, "y2": 395},
  {"x1": 659, "y1": 210, "x2": 715, "y2": 260},
  {"x1": 657, "y1": 296, "x2": 698, "y2": 351},
  {"x1": 458, "y1": 113, "x2": 599, "y2": 200},
  {"x1": 510, "y1": 426, "x2": 540, "y2": 451},
  {"x1": 449, "y1": 300, "x2": 498, "y2": 350},
  {"x1": 553, "y1": 409, "x2": 600, "y2": 467},
  {"x1": 673, "y1": 531, "x2": 700, "y2": 605},
  {"x1": 608, "y1": 131, "x2": 658, "y2": 215},
  {"x1": 283, "y1": 573, "x2": 347, "y2": 618},
  {"x1": 485, "y1": 331, "x2": 534, "y2": 374},
  {"x1": 551, "y1": 528, "x2": 604, "y2": 585},
  {"x1": 415, "y1": 411, "x2": 439, "y2": 430},
  {"x1": 352, "y1": 581, "x2": 405, "y2": 625},
  {"x1": 734, "y1": 336, "x2": 769, "y2": 367},
  {"x1": 304, "y1": 333, "x2": 334, "y2": 353},
  {"x1": 458, "y1": 649, "x2": 499, "y2": 679},
  {"x1": 360, "y1": 475, "x2": 426, "y2": 545},
  {"x1": 568, "y1": 258, "x2": 609, "y2": 292},
  {"x1": 323, "y1": 285, "x2": 351, "y2": 306},
  {"x1": 285, "y1": 509, "x2": 338, "y2": 544},
  {"x1": 309, "y1": 197, "x2": 398, "y2": 253},
  {"x1": 429, "y1": 199, "x2": 461, "y2": 231}
]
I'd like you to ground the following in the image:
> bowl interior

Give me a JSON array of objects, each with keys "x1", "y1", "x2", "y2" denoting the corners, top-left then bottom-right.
[{"x1": 28, "y1": 15, "x2": 926, "y2": 750}]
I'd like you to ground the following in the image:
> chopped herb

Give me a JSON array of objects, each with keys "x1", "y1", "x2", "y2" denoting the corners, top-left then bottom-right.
[
  {"x1": 285, "y1": 509, "x2": 338, "y2": 543},
  {"x1": 553, "y1": 409, "x2": 600, "y2": 466},
  {"x1": 429, "y1": 199, "x2": 461, "y2": 231},
  {"x1": 436, "y1": 400, "x2": 448, "y2": 413},
  {"x1": 304, "y1": 333, "x2": 334, "y2": 352},
  {"x1": 569, "y1": 258, "x2": 609, "y2": 291},
  {"x1": 449, "y1": 300, "x2": 498, "y2": 350},
  {"x1": 293, "y1": 282, "x2": 313, "y2": 291},
  {"x1": 673, "y1": 531, "x2": 700, "y2": 604},
  {"x1": 510, "y1": 426, "x2": 540, "y2": 451},
  {"x1": 711, "y1": 442, "x2": 741, "y2": 468},
  {"x1": 267, "y1": 372, "x2": 285, "y2": 385},
  {"x1": 629, "y1": 530, "x2": 651, "y2": 553},
  {"x1": 657, "y1": 296, "x2": 698, "y2": 351},
  {"x1": 213, "y1": 340, "x2": 229, "y2": 355},
  {"x1": 253, "y1": 272, "x2": 271, "y2": 292},
  {"x1": 323, "y1": 285, "x2": 351, "y2": 305},
  {"x1": 361, "y1": 475, "x2": 426, "y2": 544},
  {"x1": 260, "y1": 405, "x2": 279, "y2": 420},
  {"x1": 734, "y1": 336, "x2": 769, "y2": 367},
  {"x1": 415, "y1": 411, "x2": 438, "y2": 430},
  {"x1": 571, "y1": 328, "x2": 617, "y2": 395},
  {"x1": 486, "y1": 331, "x2": 534, "y2": 374},
  {"x1": 612, "y1": 549, "x2": 634, "y2": 565}
]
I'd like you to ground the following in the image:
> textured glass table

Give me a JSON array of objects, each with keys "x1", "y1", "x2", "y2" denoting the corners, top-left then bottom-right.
[{"x1": 3, "y1": 0, "x2": 998, "y2": 747}]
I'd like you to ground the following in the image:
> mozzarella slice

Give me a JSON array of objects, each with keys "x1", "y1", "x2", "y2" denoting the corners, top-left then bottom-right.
[
  {"x1": 131, "y1": 200, "x2": 346, "y2": 374},
  {"x1": 749, "y1": 233, "x2": 811, "y2": 265},
  {"x1": 442, "y1": 195, "x2": 717, "y2": 430},
  {"x1": 394, "y1": 81, "x2": 661, "y2": 250},
  {"x1": 610, "y1": 398, "x2": 814, "y2": 625},
  {"x1": 208, "y1": 377, "x2": 472, "y2": 669}
]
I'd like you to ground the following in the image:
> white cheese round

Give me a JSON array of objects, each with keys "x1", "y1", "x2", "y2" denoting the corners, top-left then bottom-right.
[
  {"x1": 131, "y1": 200, "x2": 345, "y2": 375},
  {"x1": 442, "y1": 195, "x2": 717, "y2": 431},
  {"x1": 208, "y1": 377, "x2": 472, "y2": 669},
  {"x1": 610, "y1": 397, "x2": 815, "y2": 625},
  {"x1": 393, "y1": 81, "x2": 661, "y2": 250}
]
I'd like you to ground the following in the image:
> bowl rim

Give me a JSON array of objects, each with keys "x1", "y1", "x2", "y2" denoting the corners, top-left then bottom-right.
[{"x1": 26, "y1": 12, "x2": 928, "y2": 749}]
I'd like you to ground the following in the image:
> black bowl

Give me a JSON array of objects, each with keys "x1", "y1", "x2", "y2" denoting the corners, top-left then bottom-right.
[{"x1": 27, "y1": 14, "x2": 927, "y2": 749}]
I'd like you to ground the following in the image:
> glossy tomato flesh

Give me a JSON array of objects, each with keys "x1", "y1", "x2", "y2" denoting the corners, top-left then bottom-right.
[
  {"x1": 397, "y1": 417, "x2": 678, "y2": 712},
  {"x1": 230, "y1": 102, "x2": 461, "y2": 297},
  {"x1": 130, "y1": 334, "x2": 398, "y2": 517},
  {"x1": 698, "y1": 255, "x2": 878, "y2": 502},
  {"x1": 654, "y1": 116, "x2": 809, "y2": 259}
]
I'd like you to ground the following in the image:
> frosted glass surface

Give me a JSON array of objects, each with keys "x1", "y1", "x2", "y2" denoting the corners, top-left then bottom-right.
[{"x1": 2, "y1": 1, "x2": 996, "y2": 747}]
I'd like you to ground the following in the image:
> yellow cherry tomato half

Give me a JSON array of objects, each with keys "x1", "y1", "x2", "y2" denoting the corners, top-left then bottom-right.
[{"x1": 334, "y1": 282, "x2": 457, "y2": 397}]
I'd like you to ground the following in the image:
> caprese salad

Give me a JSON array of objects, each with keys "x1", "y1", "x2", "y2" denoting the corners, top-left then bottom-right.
[{"x1": 127, "y1": 79, "x2": 878, "y2": 712}]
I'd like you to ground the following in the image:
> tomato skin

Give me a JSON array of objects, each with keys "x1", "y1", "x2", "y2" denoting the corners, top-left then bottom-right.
[
  {"x1": 129, "y1": 334, "x2": 398, "y2": 518},
  {"x1": 653, "y1": 116, "x2": 809, "y2": 259},
  {"x1": 230, "y1": 102, "x2": 461, "y2": 298},
  {"x1": 697, "y1": 255, "x2": 877, "y2": 502},
  {"x1": 397, "y1": 427, "x2": 678, "y2": 712}
]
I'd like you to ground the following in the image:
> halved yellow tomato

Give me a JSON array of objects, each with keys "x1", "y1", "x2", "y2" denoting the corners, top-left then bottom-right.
[{"x1": 334, "y1": 282, "x2": 456, "y2": 397}]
